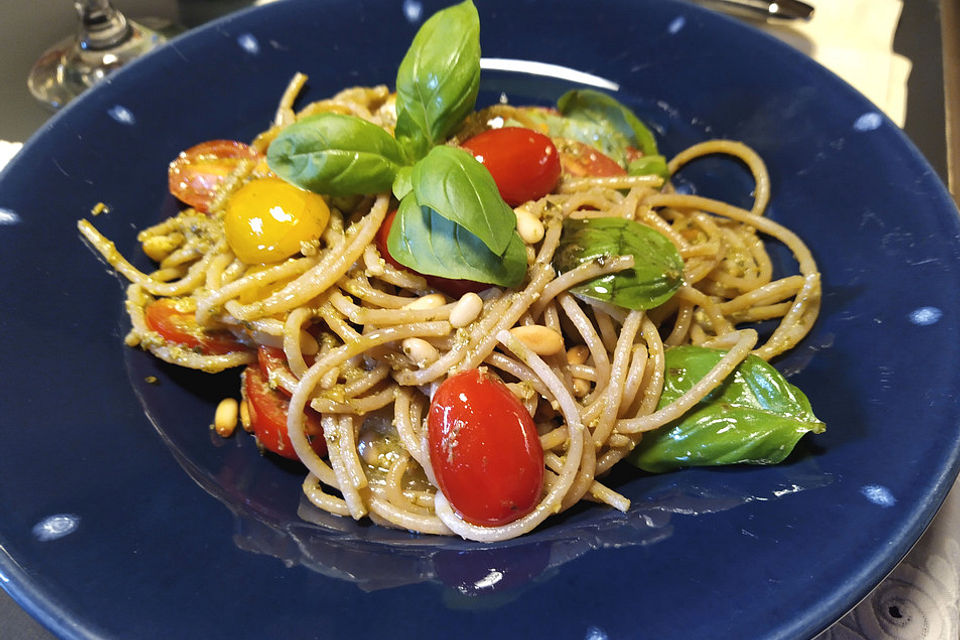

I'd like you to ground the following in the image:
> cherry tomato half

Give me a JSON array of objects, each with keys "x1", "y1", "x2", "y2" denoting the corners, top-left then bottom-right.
[
  {"x1": 461, "y1": 127, "x2": 561, "y2": 206},
  {"x1": 168, "y1": 140, "x2": 262, "y2": 213},
  {"x1": 555, "y1": 139, "x2": 626, "y2": 178},
  {"x1": 427, "y1": 369, "x2": 544, "y2": 527},
  {"x1": 144, "y1": 299, "x2": 246, "y2": 355},
  {"x1": 375, "y1": 209, "x2": 488, "y2": 298},
  {"x1": 242, "y1": 364, "x2": 327, "y2": 460}
]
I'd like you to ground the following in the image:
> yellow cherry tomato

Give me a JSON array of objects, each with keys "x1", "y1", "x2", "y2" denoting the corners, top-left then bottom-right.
[{"x1": 224, "y1": 177, "x2": 330, "y2": 264}]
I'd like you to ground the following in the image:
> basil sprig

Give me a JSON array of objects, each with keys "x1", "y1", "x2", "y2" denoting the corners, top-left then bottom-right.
[
  {"x1": 553, "y1": 217, "x2": 684, "y2": 310},
  {"x1": 627, "y1": 346, "x2": 826, "y2": 473},
  {"x1": 266, "y1": 0, "x2": 525, "y2": 288}
]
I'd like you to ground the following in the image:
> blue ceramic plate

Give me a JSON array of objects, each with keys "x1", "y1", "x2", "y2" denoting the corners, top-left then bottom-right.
[{"x1": 2, "y1": 1, "x2": 959, "y2": 638}]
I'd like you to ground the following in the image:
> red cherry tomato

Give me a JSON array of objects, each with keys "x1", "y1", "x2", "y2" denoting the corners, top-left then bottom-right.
[
  {"x1": 427, "y1": 369, "x2": 544, "y2": 526},
  {"x1": 374, "y1": 209, "x2": 405, "y2": 272},
  {"x1": 375, "y1": 209, "x2": 488, "y2": 298},
  {"x1": 556, "y1": 139, "x2": 626, "y2": 177},
  {"x1": 241, "y1": 365, "x2": 327, "y2": 460},
  {"x1": 144, "y1": 299, "x2": 247, "y2": 355},
  {"x1": 168, "y1": 140, "x2": 262, "y2": 213},
  {"x1": 461, "y1": 127, "x2": 561, "y2": 206}
]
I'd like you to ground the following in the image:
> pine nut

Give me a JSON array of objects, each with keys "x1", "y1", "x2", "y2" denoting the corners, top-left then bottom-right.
[
  {"x1": 607, "y1": 433, "x2": 633, "y2": 448},
  {"x1": 239, "y1": 399, "x2": 252, "y2": 432},
  {"x1": 566, "y1": 345, "x2": 590, "y2": 365},
  {"x1": 142, "y1": 234, "x2": 182, "y2": 262},
  {"x1": 515, "y1": 208, "x2": 545, "y2": 244},
  {"x1": 402, "y1": 293, "x2": 446, "y2": 310},
  {"x1": 214, "y1": 398, "x2": 239, "y2": 437},
  {"x1": 449, "y1": 292, "x2": 483, "y2": 328},
  {"x1": 572, "y1": 378, "x2": 591, "y2": 398},
  {"x1": 402, "y1": 337, "x2": 440, "y2": 367},
  {"x1": 509, "y1": 325, "x2": 564, "y2": 356}
]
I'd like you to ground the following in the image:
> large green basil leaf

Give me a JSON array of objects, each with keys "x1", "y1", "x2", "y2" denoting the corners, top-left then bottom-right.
[
  {"x1": 411, "y1": 146, "x2": 516, "y2": 255},
  {"x1": 387, "y1": 194, "x2": 527, "y2": 287},
  {"x1": 553, "y1": 217, "x2": 683, "y2": 310},
  {"x1": 557, "y1": 89, "x2": 660, "y2": 158},
  {"x1": 267, "y1": 113, "x2": 405, "y2": 196},
  {"x1": 395, "y1": 0, "x2": 481, "y2": 161},
  {"x1": 627, "y1": 346, "x2": 825, "y2": 473}
]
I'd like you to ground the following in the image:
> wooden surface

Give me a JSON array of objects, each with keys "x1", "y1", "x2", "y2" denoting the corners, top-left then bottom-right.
[{"x1": 942, "y1": 0, "x2": 959, "y2": 203}]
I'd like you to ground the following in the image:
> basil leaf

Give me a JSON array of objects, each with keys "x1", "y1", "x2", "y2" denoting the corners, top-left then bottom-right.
[
  {"x1": 628, "y1": 154, "x2": 668, "y2": 178},
  {"x1": 627, "y1": 346, "x2": 826, "y2": 473},
  {"x1": 514, "y1": 108, "x2": 633, "y2": 169},
  {"x1": 395, "y1": 0, "x2": 481, "y2": 161},
  {"x1": 267, "y1": 113, "x2": 406, "y2": 196},
  {"x1": 393, "y1": 166, "x2": 413, "y2": 200},
  {"x1": 553, "y1": 217, "x2": 683, "y2": 310},
  {"x1": 388, "y1": 193, "x2": 527, "y2": 287},
  {"x1": 557, "y1": 89, "x2": 660, "y2": 158},
  {"x1": 411, "y1": 146, "x2": 516, "y2": 254}
]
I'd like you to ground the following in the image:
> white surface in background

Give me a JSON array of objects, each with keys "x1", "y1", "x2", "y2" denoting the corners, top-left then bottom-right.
[
  {"x1": 0, "y1": 140, "x2": 22, "y2": 170},
  {"x1": 760, "y1": 0, "x2": 911, "y2": 126}
]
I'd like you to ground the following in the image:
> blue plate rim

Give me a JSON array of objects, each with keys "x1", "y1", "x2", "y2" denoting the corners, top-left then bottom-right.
[{"x1": 2, "y1": 1, "x2": 959, "y2": 638}]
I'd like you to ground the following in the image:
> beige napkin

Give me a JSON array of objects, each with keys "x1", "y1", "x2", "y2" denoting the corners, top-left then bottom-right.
[{"x1": 759, "y1": 0, "x2": 911, "y2": 126}]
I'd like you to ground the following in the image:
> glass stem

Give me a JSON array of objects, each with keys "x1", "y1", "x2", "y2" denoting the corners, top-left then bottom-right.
[{"x1": 75, "y1": 0, "x2": 132, "y2": 51}]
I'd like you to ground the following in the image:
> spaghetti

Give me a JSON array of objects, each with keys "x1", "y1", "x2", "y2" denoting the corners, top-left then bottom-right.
[{"x1": 79, "y1": 75, "x2": 821, "y2": 541}]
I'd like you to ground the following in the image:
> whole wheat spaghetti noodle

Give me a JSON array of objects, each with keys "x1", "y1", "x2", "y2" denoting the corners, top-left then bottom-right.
[{"x1": 79, "y1": 77, "x2": 822, "y2": 542}]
